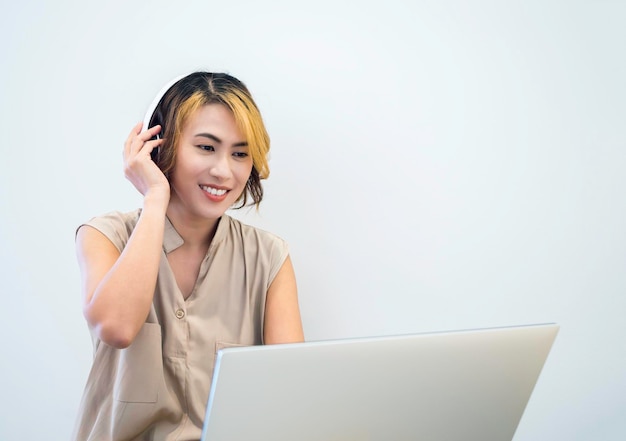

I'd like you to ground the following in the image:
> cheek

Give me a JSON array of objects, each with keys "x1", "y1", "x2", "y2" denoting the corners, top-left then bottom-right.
[
  {"x1": 237, "y1": 161, "x2": 254, "y2": 182},
  {"x1": 169, "y1": 157, "x2": 199, "y2": 187}
]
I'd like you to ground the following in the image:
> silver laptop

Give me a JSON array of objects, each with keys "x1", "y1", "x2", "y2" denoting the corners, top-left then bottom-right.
[{"x1": 201, "y1": 323, "x2": 558, "y2": 441}]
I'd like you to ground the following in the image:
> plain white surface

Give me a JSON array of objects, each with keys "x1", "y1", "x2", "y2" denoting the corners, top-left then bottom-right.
[
  {"x1": 1, "y1": 1, "x2": 624, "y2": 440},
  {"x1": 202, "y1": 324, "x2": 559, "y2": 441}
]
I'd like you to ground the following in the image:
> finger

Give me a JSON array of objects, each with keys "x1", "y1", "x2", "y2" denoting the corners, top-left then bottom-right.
[
  {"x1": 128, "y1": 125, "x2": 162, "y2": 157},
  {"x1": 138, "y1": 138, "x2": 164, "y2": 157},
  {"x1": 124, "y1": 122, "x2": 143, "y2": 157},
  {"x1": 137, "y1": 124, "x2": 162, "y2": 142}
]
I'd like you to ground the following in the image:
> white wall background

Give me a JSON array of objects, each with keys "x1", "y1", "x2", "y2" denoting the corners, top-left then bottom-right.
[{"x1": 1, "y1": 0, "x2": 624, "y2": 439}]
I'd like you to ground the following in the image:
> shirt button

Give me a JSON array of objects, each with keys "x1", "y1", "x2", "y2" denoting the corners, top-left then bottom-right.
[{"x1": 175, "y1": 309, "x2": 185, "y2": 319}]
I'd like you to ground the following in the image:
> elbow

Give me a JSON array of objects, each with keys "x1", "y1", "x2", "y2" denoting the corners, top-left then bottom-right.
[
  {"x1": 98, "y1": 325, "x2": 135, "y2": 349},
  {"x1": 83, "y1": 308, "x2": 137, "y2": 349}
]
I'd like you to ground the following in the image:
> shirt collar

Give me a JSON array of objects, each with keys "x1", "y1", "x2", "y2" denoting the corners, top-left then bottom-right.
[{"x1": 162, "y1": 214, "x2": 230, "y2": 254}]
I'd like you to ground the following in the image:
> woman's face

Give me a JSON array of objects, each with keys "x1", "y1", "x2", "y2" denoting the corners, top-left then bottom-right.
[{"x1": 168, "y1": 103, "x2": 253, "y2": 222}]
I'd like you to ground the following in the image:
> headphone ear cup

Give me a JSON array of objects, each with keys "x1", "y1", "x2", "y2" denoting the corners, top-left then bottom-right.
[
  {"x1": 148, "y1": 108, "x2": 163, "y2": 163},
  {"x1": 150, "y1": 142, "x2": 160, "y2": 163},
  {"x1": 149, "y1": 107, "x2": 164, "y2": 139}
]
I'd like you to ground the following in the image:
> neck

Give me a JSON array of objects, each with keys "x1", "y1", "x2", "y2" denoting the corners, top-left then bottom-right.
[{"x1": 166, "y1": 206, "x2": 221, "y2": 248}]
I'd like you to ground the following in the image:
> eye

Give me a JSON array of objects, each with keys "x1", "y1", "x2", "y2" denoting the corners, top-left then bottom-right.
[
  {"x1": 198, "y1": 145, "x2": 215, "y2": 152},
  {"x1": 232, "y1": 151, "x2": 249, "y2": 158}
]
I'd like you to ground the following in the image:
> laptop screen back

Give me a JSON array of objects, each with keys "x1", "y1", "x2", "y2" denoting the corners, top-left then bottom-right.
[{"x1": 201, "y1": 323, "x2": 558, "y2": 441}]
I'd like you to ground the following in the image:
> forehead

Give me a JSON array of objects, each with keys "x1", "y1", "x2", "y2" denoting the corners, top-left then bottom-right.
[{"x1": 183, "y1": 103, "x2": 244, "y2": 141}]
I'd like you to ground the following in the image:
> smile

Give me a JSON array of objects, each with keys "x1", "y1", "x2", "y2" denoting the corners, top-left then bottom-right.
[{"x1": 200, "y1": 185, "x2": 228, "y2": 196}]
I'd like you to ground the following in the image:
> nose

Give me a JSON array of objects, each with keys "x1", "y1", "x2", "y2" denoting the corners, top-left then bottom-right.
[{"x1": 209, "y1": 152, "x2": 232, "y2": 180}]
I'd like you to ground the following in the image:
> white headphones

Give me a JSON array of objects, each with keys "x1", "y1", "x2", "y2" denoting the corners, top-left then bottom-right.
[{"x1": 141, "y1": 72, "x2": 191, "y2": 135}]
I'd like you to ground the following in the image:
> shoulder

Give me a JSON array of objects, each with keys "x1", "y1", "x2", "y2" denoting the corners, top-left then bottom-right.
[
  {"x1": 223, "y1": 215, "x2": 287, "y2": 249},
  {"x1": 77, "y1": 209, "x2": 142, "y2": 252},
  {"x1": 221, "y1": 215, "x2": 289, "y2": 278}
]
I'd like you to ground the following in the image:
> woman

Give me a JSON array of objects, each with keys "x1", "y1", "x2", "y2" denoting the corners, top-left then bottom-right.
[{"x1": 72, "y1": 72, "x2": 304, "y2": 440}]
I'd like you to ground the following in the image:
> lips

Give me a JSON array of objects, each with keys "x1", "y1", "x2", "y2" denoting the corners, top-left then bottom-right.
[
  {"x1": 200, "y1": 185, "x2": 228, "y2": 196},
  {"x1": 199, "y1": 184, "x2": 230, "y2": 202}
]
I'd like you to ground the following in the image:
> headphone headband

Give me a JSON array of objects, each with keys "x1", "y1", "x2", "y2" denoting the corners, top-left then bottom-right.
[{"x1": 141, "y1": 72, "x2": 191, "y2": 133}]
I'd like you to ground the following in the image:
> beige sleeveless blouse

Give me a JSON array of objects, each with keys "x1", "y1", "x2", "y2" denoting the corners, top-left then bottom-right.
[{"x1": 72, "y1": 210, "x2": 288, "y2": 441}]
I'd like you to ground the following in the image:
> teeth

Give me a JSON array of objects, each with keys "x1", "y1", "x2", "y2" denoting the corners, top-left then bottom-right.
[{"x1": 201, "y1": 185, "x2": 227, "y2": 196}]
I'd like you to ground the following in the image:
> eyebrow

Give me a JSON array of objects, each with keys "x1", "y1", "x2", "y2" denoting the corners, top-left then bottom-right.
[{"x1": 194, "y1": 132, "x2": 248, "y2": 148}]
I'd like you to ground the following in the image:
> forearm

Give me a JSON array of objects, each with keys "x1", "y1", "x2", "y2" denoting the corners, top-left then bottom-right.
[{"x1": 82, "y1": 194, "x2": 168, "y2": 348}]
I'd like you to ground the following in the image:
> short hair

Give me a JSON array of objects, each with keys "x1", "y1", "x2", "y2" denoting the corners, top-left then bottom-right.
[{"x1": 147, "y1": 72, "x2": 270, "y2": 208}]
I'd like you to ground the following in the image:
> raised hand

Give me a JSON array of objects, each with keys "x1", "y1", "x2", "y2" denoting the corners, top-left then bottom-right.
[{"x1": 123, "y1": 122, "x2": 170, "y2": 201}]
